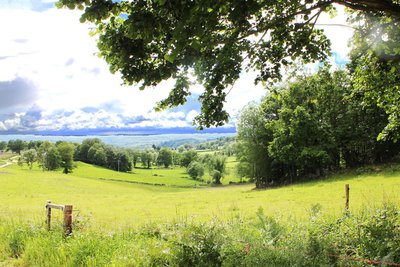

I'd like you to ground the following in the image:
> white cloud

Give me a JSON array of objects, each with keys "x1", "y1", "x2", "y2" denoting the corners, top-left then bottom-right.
[
  {"x1": 0, "y1": 6, "x2": 183, "y2": 130},
  {"x1": 316, "y1": 5, "x2": 354, "y2": 59},
  {"x1": 0, "y1": 122, "x2": 6, "y2": 131},
  {"x1": 186, "y1": 110, "x2": 199, "y2": 122},
  {"x1": 4, "y1": 117, "x2": 21, "y2": 129}
]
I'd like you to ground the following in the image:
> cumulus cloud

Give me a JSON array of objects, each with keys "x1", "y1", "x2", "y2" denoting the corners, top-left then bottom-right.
[{"x1": 0, "y1": 121, "x2": 6, "y2": 131}]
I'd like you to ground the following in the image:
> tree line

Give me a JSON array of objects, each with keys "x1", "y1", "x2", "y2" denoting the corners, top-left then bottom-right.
[
  {"x1": 77, "y1": 138, "x2": 228, "y2": 184},
  {"x1": 236, "y1": 66, "x2": 400, "y2": 188},
  {"x1": 2, "y1": 138, "x2": 229, "y2": 184}
]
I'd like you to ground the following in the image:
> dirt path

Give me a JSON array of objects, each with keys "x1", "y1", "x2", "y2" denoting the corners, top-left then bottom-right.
[{"x1": 0, "y1": 162, "x2": 12, "y2": 168}]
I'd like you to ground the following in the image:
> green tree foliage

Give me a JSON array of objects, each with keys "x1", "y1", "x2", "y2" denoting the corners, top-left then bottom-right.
[
  {"x1": 187, "y1": 161, "x2": 205, "y2": 180},
  {"x1": 87, "y1": 142, "x2": 107, "y2": 166},
  {"x1": 17, "y1": 156, "x2": 23, "y2": 168},
  {"x1": 157, "y1": 147, "x2": 173, "y2": 168},
  {"x1": 347, "y1": 7, "x2": 400, "y2": 141},
  {"x1": 329, "y1": 9, "x2": 400, "y2": 143},
  {"x1": 0, "y1": 141, "x2": 7, "y2": 151},
  {"x1": 194, "y1": 137, "x2": 235, "y2": 152},
  {"x1": 37, "y1": 141, "x2": 60, "y2": 171},
  {"x1": 46, "y1": 147, "x2": 61, "y2": 171},
  {"x1": 126, "y1": 149, "x2": 141, "y2": 168},
  {"x1": 75, "y1": 138, "x2": 102, "y2": 162},
  {"x1": 180, "y1": 150, "x2": 198, "y2": 167},
  {"x1": 74, "y1": 139, "x2": 132, "y2": 172},
  {"x1": 236, "y1": 103, "x2": 273, "y2": 187},
  {"x1": 237, "y1": 67, "x2": 400, "y2": 187},
  {"x1": 57, "y1": 0, "x2": 400, "y2": 128},
  {"x1": 116, "y1": 151, "x2": 132, "y2": 172},
  {"x1": 140, "y1": 150, "x2": 154, "y2": 169},
  {"x1": 27, "y1": 141, "x2": 43, "y2": 150},
  {"x1": 171, "y1": 150, "x2": 181, "y2": 167},
  {"x1": 21, "y1": 149, "x2": 37, "y2": 170},
  {"x1": 7, "y1": 139, "x2": 26, "y2": 154},
  {"x1": 93, "y1": 146, "x2": 107, "y2": 167},
  {"x1": 103, "y1": 146, "x2": 132, "y2": 172},
  {"x1": 57, "y1": 142, "x2": 75, "y2": 174},
  {"x1": 200, "y1": 154, "x2": 227, "y2": 184}
]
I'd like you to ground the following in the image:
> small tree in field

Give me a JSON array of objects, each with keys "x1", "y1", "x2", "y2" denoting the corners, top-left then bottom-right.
[
  {"x1": 22, "y1": 149, "x2": 37, "y2": 170},
  {"x1": 57, "y1": 142, "x2": 75, "y2": 174},
  {"x1": 140, "y1": 151, "x2": 154, "y2": 169},
  {"x1": 17, "y1": 156, "x2": 23, "y2": 169},
  {"x1": 211, "y1": 170, "x2": 223, "y2": 185},
  {"x1": 157, "y1": 147, "x2": 173, "y2": 168},
  {"x1": 203, "y1": 154, "x2": 227, "y2": 184},
  {"x1": 187, "y1": 161, "x2": 204, "y2": 181}
]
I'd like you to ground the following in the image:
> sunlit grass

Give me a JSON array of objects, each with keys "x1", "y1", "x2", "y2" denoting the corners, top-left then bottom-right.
[
  {"x1": 0, "y1": 162, "x2": 399, "y2": 230},
  {"x1": 73, "y1": 162, "x2": 208, "y2": 187}
]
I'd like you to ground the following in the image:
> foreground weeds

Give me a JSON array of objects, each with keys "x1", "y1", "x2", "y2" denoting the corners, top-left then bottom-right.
[{"x1": 0, "y1": 204, "x2": 399, "y2": 266}]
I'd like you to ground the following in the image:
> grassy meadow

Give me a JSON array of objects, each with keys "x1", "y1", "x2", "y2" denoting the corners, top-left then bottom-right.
[
  {"x1": 0, "y1": 157, "x2": 399, "y2": 230},
  {"x1": 1, "y1": 155, "x2": 400, "y2": 266}
]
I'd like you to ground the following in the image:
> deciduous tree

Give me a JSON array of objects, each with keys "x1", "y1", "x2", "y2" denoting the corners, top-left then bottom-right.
[
  {"x1": 157, "y1": 147, "x2": 173, "y2": 168},
  {"x1": 57, "y1": 142, "x2": 75, "y2": 174},
  {"x1": 57, "y1": 0, "x2": 400, "y2": 128},
  {"x1": 22, "y1": 149, "x2": 37, "y2": 170}
]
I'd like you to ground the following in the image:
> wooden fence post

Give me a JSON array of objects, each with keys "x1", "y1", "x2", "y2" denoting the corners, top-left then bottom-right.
[
  {"x1": 64, "y1": 205, "x2": 73, "y2": 236},
  {"x1": 45, "y1": 201, "x2": 73, "y2": 235},
  {"x1": 345, "y1": 184, "x2": 350, "y2": 210},
  {"x1": 46, "y1": 200, "x2": 52, "y2": 230}
]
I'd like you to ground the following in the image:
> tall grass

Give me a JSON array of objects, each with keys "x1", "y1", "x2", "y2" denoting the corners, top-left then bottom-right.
[{"x1": 1, "y1": 204, "x2": 399, "y2": 266}]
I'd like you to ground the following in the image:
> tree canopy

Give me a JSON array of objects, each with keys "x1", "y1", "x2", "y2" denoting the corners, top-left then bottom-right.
[
  {"x1": 56, "y1": 0, "x2": 400, "y2": 128},
  {"x1": 237, "y1": 66, "x2": 400, "y2": 187}
]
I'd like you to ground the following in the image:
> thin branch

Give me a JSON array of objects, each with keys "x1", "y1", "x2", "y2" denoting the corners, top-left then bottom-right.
[
  {"x1": 311, "y1": 9, "x2": 323, "y2": 31},
  {"x1": 236, "y1": 1, "x2": 335, "y2": 41},
  {"x1": 315, "y1": 23, "x2": 358, "y2": 30}
]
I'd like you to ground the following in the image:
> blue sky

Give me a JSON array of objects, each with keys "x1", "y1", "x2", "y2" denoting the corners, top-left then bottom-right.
[{"x1": 0, "y1": 1, "x2": 353, "y2": 134}]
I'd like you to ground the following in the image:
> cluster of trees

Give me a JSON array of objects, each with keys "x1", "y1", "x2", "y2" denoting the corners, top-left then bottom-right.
[
  {"x1": 10, "y1": 140, "x2": 75, "y2": 173},
  {"x1": 76, "y1": 138, "x2": 227, "y2": 183},
  {"x1": 74, "y1": 138, "x2": 132, "y2": 172},
  {"x1": 194, "y1": 137, "x2": 237, "y2": 156},
  {"x1": 186, "y1": 153, "x2": 227, "y2": 184},
  {"x1": 3, "y1": 137, "x2": 230, "y2": 184},
  {"x1": 237, "y1": 66, "x2": 400, "y2": 188}
]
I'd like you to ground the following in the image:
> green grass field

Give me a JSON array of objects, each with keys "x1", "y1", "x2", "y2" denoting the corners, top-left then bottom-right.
[{"x1": 0, "y1": 160, "x2": 399, "y2": 230}]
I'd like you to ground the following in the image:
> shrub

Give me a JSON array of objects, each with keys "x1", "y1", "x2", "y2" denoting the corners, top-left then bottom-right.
[
  {"x1": 212, "y1": 170, "x2": 222, "y2": 184},
  {"x1": 187, "y1": 161, "x2": 205, "y2": 180}
]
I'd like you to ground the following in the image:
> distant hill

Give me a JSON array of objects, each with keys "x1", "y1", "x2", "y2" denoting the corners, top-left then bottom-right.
[{"x1": 0, "y1": 126, "x2": 236, "y2": 136}]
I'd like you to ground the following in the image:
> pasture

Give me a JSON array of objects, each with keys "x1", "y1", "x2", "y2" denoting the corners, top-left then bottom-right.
[{"x1": 0, "y1": 160, "x2": 399, "y2": 230}]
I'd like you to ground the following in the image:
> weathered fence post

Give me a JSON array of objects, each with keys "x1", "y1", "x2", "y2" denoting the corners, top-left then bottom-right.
[
  {"x1": 45, "y1": 201, "x2": 73, "y2": 236},
  {"x1": 345, "y1": 184, "x2": 350, "y2": 210},
  {"x1": 46, "y1": 200, "x2": 52, "y2": 230},
  {"x1": 64, "y1": 205, "x2": 73, "y2": 236}
]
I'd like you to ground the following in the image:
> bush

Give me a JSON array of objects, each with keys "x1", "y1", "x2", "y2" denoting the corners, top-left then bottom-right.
[
  {"x1": 187, "y1": 161, "x2": 205, "y2": 180},
  {"x1": 212, "y1": 170, "x2": 222, "y2": 184}
]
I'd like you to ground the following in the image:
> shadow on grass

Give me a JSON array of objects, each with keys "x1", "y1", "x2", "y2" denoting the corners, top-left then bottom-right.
[{"x1": 248, "y1": 161, "x2": 400, "y2": 192}]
